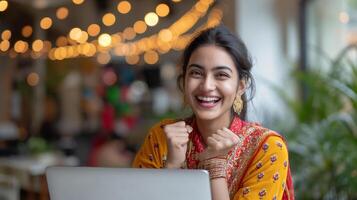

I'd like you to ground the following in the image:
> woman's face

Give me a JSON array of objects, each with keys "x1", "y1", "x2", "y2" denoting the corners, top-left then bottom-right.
[{"x1": 184, "y1": 44, "x2": 245, "y2": 122}]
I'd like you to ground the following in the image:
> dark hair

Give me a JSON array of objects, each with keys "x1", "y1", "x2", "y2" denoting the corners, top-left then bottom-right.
[{"x1": 177, "y1": 25, "x2": 255, "y2": 120}]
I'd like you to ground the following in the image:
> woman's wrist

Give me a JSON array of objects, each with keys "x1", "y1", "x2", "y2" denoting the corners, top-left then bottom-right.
[{"x1": 198, "y1": 156, "x2": 227, "y2": 180}]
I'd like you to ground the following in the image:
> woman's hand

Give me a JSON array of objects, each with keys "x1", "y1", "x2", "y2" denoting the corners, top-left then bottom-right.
[
  {"x1": 163, "y1": 121, "x2": 193, "y2": 168},
  {"x1": 199, "y1": 127, "x2": 243, "y2": 160}
]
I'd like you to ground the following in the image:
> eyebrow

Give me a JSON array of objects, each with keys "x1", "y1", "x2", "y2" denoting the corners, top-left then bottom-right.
[{"x1": 187, "y1": 64, "x2": 233, "y2": 73}]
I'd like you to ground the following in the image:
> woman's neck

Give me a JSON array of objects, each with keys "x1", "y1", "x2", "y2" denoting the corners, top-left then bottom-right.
[{"x1": 195, "y1": 113, "x2": 233, "y2": 144}]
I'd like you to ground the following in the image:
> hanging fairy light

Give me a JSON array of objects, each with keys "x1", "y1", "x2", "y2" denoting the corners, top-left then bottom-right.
[
  {"x1": 125, "y1": 55, "x2": 140, "y2": 65},
  {"x1": 22, "y1": 25, "x2": 33, "y2": 38},
  {"x1": 56, "y1": 36, "x2": 68, "y2": 47},
  {"x1": 144, "y1": 50, "x2": 159, "y2": 64},
  {"x1": 69, "y1": 27, "x2": 82, "y2": 41},
  {"x1": 0, "y1": 40, "x2": 10, "y2": 52},
  {"x1": 56, "y1": 7, "x2": 69, "y2": 20},
  {"x1": 72, "y1": 0, "x2": 84, "y2": 5},
  {"x1": 17, "y1": 0, "x2": 217, "y2": 61},
  {"x1": 27, "y1": 72, "x2": 40, "y2": 87},
  {"x1": 158, "y1": 29, "x2": 173, "y2": 42},
  {"x1": 0, "y1": 0, "x2": 8, "y2": 12},
  {"x1": 1, "y1": 29, "x2": 11, "y2": 40},
  {"x1": 133, "y1": 20, "x2": 147, "y2": 34},
  {"x1": 87, "y1": 24, "x2": 100, "y2": 37},
  {"x1": 123, "y1": 27, "x2": 136, "y2": 40},
  {"x1": 117, "y1": 1, "x2": 131, "y2": 14},
  {"x1": 98, "y1": 33, "x2": 112, "y2": 47},
  {"x1": 14, "y1": 40, "x2": 28, "y2": 53},
  {"x1": 156, "y1": 4, "x2": 170, "y2": 17},
  {"x1": 144, "y1": 12, "x2": 159, "y2": 27},
  {"x1": 97, "y1": 52, "x2": 111, "y2": 65},
  {"x1": 102, "y1": 13, "x2": 116, "y2": 26},
  {"x1": 40, "y1": 17, "x2": 53, "y2": 30},
  {"x1": 32, "y1": 40, "x2": 44, "y2": 52},
  {"x1": 77, "y1": 31, "x2": 89, "y2": 43}
]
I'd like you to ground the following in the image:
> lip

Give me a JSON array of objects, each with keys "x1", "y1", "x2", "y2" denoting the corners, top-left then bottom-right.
[{"x1": 194, "y1": 95, "x2": 221, "y2": 109}]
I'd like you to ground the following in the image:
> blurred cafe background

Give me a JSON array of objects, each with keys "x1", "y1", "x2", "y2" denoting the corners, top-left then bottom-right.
[{"x1": 0, "y1": 0, "x2": 356, "y2": 199}]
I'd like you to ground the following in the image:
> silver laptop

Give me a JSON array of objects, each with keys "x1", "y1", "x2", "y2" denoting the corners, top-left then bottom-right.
[{"x1": 46, "y1": 167, "x2": 212, "y2": 200}]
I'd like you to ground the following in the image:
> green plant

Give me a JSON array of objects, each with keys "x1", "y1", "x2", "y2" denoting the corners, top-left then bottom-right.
[{"x1": 275, "y1": 44, "x2": 357, "y2": 199}]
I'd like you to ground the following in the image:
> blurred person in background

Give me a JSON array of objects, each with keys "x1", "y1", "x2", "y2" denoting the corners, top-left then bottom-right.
[{"x1": 132, "y1": 25, "x2": 294, "y2": 200}]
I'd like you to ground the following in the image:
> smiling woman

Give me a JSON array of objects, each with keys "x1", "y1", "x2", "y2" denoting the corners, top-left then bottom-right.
[{"x1": 132, "y1": 25, "x2": 294, "y2": 200}]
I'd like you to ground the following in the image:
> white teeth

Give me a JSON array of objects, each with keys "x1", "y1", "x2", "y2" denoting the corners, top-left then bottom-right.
[{"x1": 197, "y1": 96, "x2": 220, "y2": 101}]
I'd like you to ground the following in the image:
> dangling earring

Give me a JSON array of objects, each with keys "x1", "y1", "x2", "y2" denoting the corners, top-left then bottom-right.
[{"x1": 233, "y1": 95, "x2": 243, "y2": 114}]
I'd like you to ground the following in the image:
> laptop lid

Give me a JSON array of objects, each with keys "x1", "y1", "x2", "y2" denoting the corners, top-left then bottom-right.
[{"x1": 46, "y1": 166, "x2": 212, "y2": 200}]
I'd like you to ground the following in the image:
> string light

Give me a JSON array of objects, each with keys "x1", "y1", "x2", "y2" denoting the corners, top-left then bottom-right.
[
  {"x1": 98, "y1": 33, "x2": 112, "y2": 47},
  {"x1": 97, "y1": 52, "x2": 111, "y2": 65},
  {"x1": 56, "y1": 36, "x2": 68, "y2": 47},
  {"x1": 56, "y1": 7, "x2": 69, "y2": 20},
  {"x1": 87, "y1": 24, "x2": 100, "y2": 37},
  {"x1": 172, "y1": 0, "x2": 182, "y2": 2},
  {"x1": 0, "y1": 40, "x2": 10, "y2": 52},
  {"x1": 145, "y1": 12, "x2": 159, "y2": 27},
  {"x1": 40, "y1": 17, "x2": 53, "y2": 30},
  {"x1": 0, "y1": 0, "x2": 8, "y2": 12},
  {"x1": 158, "y1": 29, "x2": 173, "y2": 42},
  {"x1": 32, "y1": 40, "x2": 44, "y2": 52},
  {"x1": 133, "y1": 20, "x2": 147, "y2": 34},
  {"x1": 27, "y1": 72, "x2": 40, "y2": 87},
  {"x1": 78, "y1": 31, "x2": 89, "y2": 43},
  {"x1": 102, "y1": 13, "x2": 116, "y2": 26},
  {"x1": 72, "y1": 0, "x2": 84, "y2": 5},
  {"x1": 144, "y1": 50, "x2": 159, "y2": 64},
  {"x1": 125, "y1": 55, "x2": 140, "y2": 65},
  {"x1": 1, "y1": 30, "x2": 11, "y2": 40},
  {"x1": 123, "y1": 27, "x2": 136, "y2": 40},
  {"x1": 14, "y1": 40, "x2": 28, "y2": 53},
  {"x1": 117, "y1": 1, "x2": 131, "y2": 14},
  {"x1": 15, "y1": 0, "x2": 218, "y2": 61},
  {"x1": 156, "y1": 4, "x2": 170, "y2": 17},
  {"x1": 22, "y1": 25, "x2": 33, "y2": 38},
  {"x1": 69, "y1": 27, "x2": 82, "y2": 41}
]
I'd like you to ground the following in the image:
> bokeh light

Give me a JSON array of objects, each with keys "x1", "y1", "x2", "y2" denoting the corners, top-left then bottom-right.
[
  {"x1": 156, "y1": 4, "x2": 170, "y2": 17},
  {"x1": 133, "y1": 20, "x2": 147, "y2": 34},
  {"x1": 144, "y1": 12, "x2": 159, "y2": 27},
  {"x1": 40, "y1": 17, "x2": 52, "y2": 30},
  {"x1": 1, "y1": 30, "x2": 11, "y2": 40},
  {"x1": 22, "y1": 25, "x2": 33, "y2": 38},
  {"x1": 32, "y1": 40, "x2": 44, "y2": 52},
  {"x1": 102, "y1": 13, "x2": 116, "y2": 26},
  {"x1": 56, "y1": 7, "x2": 69, "y2": 20},
  {"x1": 27, "y1": 72, "x2": 40, "y2": 87},
  {"x1": 0, "y1": 0, "x2": 8, "y2": 12},
  {"x1": 117, "y1": 1, "x2": 131, "y2": 14},
  {"x1": 98, "y1": 33, "x2": 112, "y2": 47},
  {"x1": 87, "y1": 24, "x2": 100, "y2": 37}
]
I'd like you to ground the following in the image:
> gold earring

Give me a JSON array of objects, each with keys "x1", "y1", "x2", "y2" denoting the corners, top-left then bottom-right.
[{"x1": 233, "y1": 96, "x2": 243, "y2": 114}]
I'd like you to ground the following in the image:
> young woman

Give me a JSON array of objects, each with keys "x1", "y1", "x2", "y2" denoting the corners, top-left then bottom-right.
[{"x1": 132, "y1": 25, "x2": 294, "y2": 200}]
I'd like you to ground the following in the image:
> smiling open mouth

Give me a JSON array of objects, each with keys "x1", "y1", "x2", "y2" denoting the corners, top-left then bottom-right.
[{"x1": 195, "y1": 96, "x2": 221, "y2": 108}]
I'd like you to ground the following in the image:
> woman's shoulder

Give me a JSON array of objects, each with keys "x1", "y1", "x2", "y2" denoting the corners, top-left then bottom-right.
[{"x1": 242, "y1": 121, "x2": 284, "y2": 139}]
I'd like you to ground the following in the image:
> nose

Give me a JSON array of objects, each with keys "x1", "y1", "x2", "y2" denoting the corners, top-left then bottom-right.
[{"x1": 200, "y1": 75, "x2": 216, "y2": 91}]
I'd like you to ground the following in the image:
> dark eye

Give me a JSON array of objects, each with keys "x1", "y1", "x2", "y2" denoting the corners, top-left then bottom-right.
[
  {"x1": 189, "y1": 70, "x2": 203, "y2": 78},
  {"x1": 216, "y1": 72, "x2": 230, "y2": 79}
]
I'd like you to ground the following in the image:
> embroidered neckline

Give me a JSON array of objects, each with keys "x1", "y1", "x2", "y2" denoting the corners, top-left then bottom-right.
[{"x1": 185, "y1": 115, "x2": 245, "y2": 168}]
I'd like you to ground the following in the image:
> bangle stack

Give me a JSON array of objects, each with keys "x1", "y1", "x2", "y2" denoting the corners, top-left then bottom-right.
[{"x1": 198, "y1": 156, "x2": 227, "y2": 180}]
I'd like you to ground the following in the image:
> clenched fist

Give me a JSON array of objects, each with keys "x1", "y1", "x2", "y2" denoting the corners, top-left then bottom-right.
[
  {"x1": 163, "y1": 121, "x2": 193, "y2": 168},
  {"x1": 199, "y1": 127, "x2": 243, "y2": 161}
]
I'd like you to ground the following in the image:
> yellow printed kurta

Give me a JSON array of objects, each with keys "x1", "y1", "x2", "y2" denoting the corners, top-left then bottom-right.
[{"x1": 132, "y1": 118, "x2": 293, "y2": 200}]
